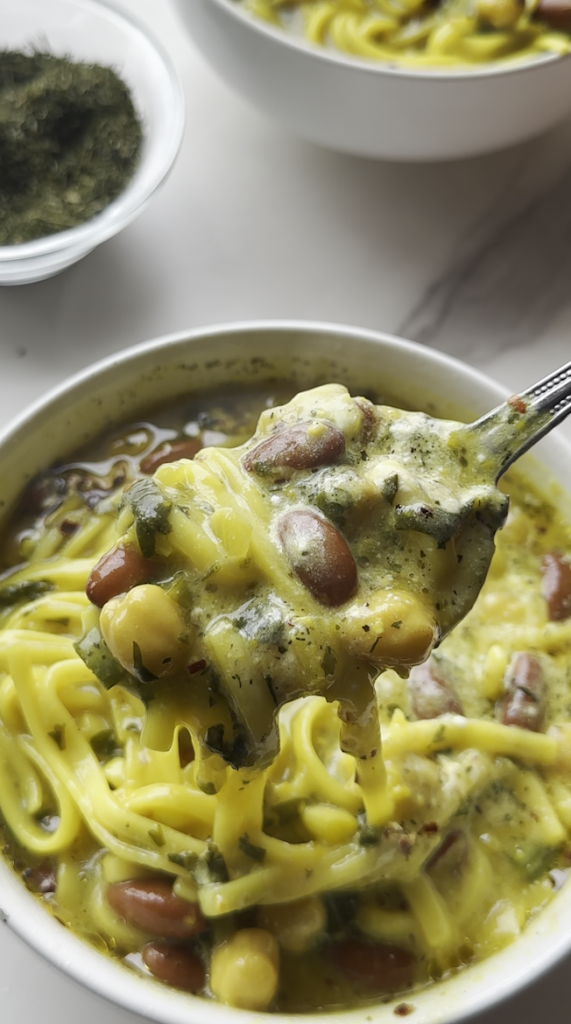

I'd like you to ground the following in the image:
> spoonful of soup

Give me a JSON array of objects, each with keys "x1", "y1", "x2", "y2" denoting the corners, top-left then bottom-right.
[{"x1": 79, "y1": 361, "x2": 571, "y2": 794}]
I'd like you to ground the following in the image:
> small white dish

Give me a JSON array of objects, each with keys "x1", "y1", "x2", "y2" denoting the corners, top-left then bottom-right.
[
  {"x1": 172, "y1": 0, "x2": 571, "y2": 160},
  {"x1": 0, "y1": 0, "x2": 185, "y2": 284}
]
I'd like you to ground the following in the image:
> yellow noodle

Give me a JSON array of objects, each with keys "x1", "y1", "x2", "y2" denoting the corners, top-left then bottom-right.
[
  {"x1": 1, "y1": 394, "x2": 571, "y2": 1013},
  {"x1": 238, "y1": 0, "x2": 570, "y2": 66}
]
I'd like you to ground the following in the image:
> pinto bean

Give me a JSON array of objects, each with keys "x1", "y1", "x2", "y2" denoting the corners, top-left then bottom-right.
[
  {"x1": 329, "y1": 940, "x2": 416, "y2": 994},
  {"x1": 408, "y1": 660, "x2": 463, "y2": 720},
  {"x1": 278, "y1": 509, "x2": 357, "y2": 606},
  {"x1": 541, "y1": 551, "x2": 571, "y2": 622},
  {"x1": 243, "y1": 422, "x2": 345, "y2": 475},
  {"x1": 142, "y1": 941, "x2": 205, "y2": 993},
  {"x1": 86, "y1": 544, "x2": 155, "y2": 608},
  {"x1": 498, "y1": 652, "x2": 545, "y2": 732},
  {"x1": 106, "y1": 879, "x2": 206, "y2": 938},
  {"x1": 22, "y1": 861, "x2": 57, "y2": 894},
  {"x1": 140, "y1": 438, "x2": 202, "y2": 475},
  {"x1": 210, "y1": 929, "x2": 279, "y2": 1010},
  {"x1": 534, "y1": 0, "x2": 571, "y2": 29}
]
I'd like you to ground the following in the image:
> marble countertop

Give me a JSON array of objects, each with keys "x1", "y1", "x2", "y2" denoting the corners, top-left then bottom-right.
[{"x1": 1, "y1": 1, "x2": 571, "y2": 1020}]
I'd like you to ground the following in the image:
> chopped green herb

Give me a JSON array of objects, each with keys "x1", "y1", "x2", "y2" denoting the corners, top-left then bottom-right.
[
  {"x1": 512, "y1": 843, "x2": 560, "y2": 881},
  {"x1": 239, "y1": 834, "x2": 267, "y2": 863},
  {"x1": 394, "y1": 503, "x2": 463, "y2": 547},
  {"x1": 198, "y1": 781, "x2": 217, "y2": 796},
  {"x1": 314, "y1": 493, "x2": 351, "y2": 528},
  {"x1": 125, "y1": 479, "x2": 172, "y2": 558},
  {"x1": 0, "y1": 579, "x2": 54, "y2": 608},
  {"x1": 90, "y1": 729, "x2": 121, "y2": 761},
  {"x1": 132, "y1": 641, "x2": 158, "y2": 684},
  {"x1": 358, "y1": 824, "x2": 381, "y2": 846},
  {"x1": 168, "y1": 850, "x2": 199, "y2": 871},
  {"x1": 48, "y1": 724, "x2": 66, "y2": 750},
  {"x1": 431, "y1": 724, "x2": 446, "y2": 745},
  {"x1": 382, "y1": 473, "x2": 399, "y2": 504},
  {"x1": 177, "y1": 842, "x2": 229, "y2": 886},
  {"x1": 204, "y1": 843, "x2": 230, "y2": 883},
  {"x1": 74, "y1": 620, "x2": 126, "y2": 689},
  {"x1": 231, "y1": 594, "x2": 286, "y2": 646},
  {"x1": 203, "y1": 722, "x2": 249, "y2": 769}
]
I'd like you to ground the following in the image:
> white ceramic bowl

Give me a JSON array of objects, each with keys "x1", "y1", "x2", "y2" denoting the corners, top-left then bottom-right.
[
  {"x1": 172, "y1": 0, "x2": 571, "y2": 161},
  {"x1": 0, "y1": 0, "x2": 185, "y2": 285},
  {"x1": 1, "y1": 321, "x2": 571, "y2": 1023}
]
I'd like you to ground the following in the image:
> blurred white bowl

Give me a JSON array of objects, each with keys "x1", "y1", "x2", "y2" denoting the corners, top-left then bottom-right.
[
  {"x1": 172, "y1": 0, "x2": 571, "y2": 160},
  {"x1": 0, "y1": 0, "x2": 185, "y2": 285},
  {"x1": 1, "y1": 321, "x2": 571, "y2": 1023}
]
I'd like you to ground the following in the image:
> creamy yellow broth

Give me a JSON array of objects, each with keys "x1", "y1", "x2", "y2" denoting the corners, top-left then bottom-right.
[
  {"x1": 239, "y1": 0, "x2": 571, "y2": 67},
  {"x1": 0, "y1": 382, "x2": 571, "y2": 1013}
]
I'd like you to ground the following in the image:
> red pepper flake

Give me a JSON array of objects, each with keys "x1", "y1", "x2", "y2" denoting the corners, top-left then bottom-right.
[
  {"x1": 188, "y1": 659, "x2": 207, "y2": 675},
  {"x1": 394, "y1": 1003, "x2": 415, "y2": 1016},
  {"x1": 419, "y1": 821, "x2": 439, "y2": 835},
  {"x1": 507, "y1": 395, "x2": 527, "y2": 414}
]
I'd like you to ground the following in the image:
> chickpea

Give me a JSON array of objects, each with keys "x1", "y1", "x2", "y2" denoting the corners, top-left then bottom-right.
[
  {"x1": 209, "y1": 928, "x2": 279, "y2": 1011},
  {"x1": 341, "y1": 590, "x2": 437, "y2": 668},
  {"x1": 257, "y1": 896, "x2": 326, "y2": 953},
  {"x1": 100, "y1": 584, "x2": 187, "y2": 678}
]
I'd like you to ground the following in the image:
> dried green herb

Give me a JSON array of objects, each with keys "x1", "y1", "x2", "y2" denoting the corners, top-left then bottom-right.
[{"x1": 0, "y1": 49, "x2": 143, "y2": 245}]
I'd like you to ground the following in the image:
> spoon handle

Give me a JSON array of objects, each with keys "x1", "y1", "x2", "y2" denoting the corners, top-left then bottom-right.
[{"x1": 465, "y1": 360, "x2": 571, "y2": 481}]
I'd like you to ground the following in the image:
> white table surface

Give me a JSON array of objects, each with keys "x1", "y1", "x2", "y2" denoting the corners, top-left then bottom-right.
[{"x1": 1, "y1": 1, "x2": 571, "y2": 1020}]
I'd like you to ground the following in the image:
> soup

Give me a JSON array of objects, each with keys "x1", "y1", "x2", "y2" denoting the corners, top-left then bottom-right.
[
  {"x1": 1, "y1": 382, "x2": 571, "y2": 1013},
  {"x1": 237, "y1": 0, "x2": 571, "y2": 67}
]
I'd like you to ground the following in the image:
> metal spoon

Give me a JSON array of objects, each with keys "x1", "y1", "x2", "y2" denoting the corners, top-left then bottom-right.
[{"x1": 464, "y1": 359, "x2": 571, "y2": 480}]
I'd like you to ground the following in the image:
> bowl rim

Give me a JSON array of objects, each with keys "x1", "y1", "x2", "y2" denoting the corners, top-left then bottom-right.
[
  {"x1": 0, "y1": 0, "x2": 185, "y2": 262},
  {"x1": 2, "y1": 319, "x2": 571, "y2": 1024},
  {"x1": 0, "y1": 318, "x2": 522, "y2": 447},
  {"x1": 199, "y1": 0, "x2": 571, "y2": 82}
]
